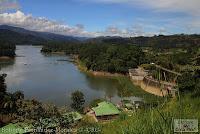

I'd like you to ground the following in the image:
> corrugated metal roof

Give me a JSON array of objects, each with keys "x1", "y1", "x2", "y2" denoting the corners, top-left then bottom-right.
[{"x1": 92, "y1": 101, "x2": 120, "y2": 116}]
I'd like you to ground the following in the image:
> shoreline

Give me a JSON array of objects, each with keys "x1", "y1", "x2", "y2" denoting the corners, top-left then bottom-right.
[
  {"x1": 75, "y1": 57, "x2": 125, "y2": 77},
  {"x1": 42, "y1": 52, "x2": 162, "y2": 97},
  {"x1": 0, "y1": 56, "x2": 14, "y2": 60}
]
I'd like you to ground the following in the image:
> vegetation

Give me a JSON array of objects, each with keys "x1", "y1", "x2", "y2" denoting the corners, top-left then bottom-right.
[
  {"x1": 0, "y1": 41, "x2": 15, "y2": 57},
  {"x1": 88, "y1": 34, "x2": 200, "y2": 48},
  {"x1": 79, "y1": 44, "x2": 145, "y2": 74},
  {"x1": 116, "y1": 76, "x2": 163, "y2": 102},
  {"x1": 1, "y1": 31, "x2": 200, "y2": 133},
  {"x1": 102, "y1": 95, "x2": 200, "y2": 134},
  {"x1": 42, "y1": 42, "x2": 145, "y2": 74},
  {"x1": 71, "y1": 90, "x2": 85, "y2": 113},
  {"x1": 0, "y1": 29, "x2": 46, "y2": 46},
  {"x1": 0, "y1": 74, "x2": 61, "y2": 126}
]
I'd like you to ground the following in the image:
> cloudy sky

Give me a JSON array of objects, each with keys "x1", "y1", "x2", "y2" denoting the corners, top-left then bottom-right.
[{"x1": 0, "y1": 0, "x2": 199, "y2": 37}]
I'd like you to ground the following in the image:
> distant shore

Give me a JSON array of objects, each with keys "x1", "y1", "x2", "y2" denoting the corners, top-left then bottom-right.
[
  {"x1": 75, "y1": 58, "x2": 125, "y2": 77},
  {"x1": 0, "y1": 56, "x2": 14, "y2": 60}
]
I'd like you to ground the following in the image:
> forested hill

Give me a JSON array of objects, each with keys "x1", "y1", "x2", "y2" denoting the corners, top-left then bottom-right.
[
  {"x1": 87, "y1": 34, "x2": 200, "y2": 48},
  {"x1": 0, "y1": 25, "x2": 81, "y2": 56},
  {"x1": 0, "y1": 29, "x2": 47, "y2": 45},
  {"x1": 1, "y1": 25, "x2": 199, "y2": 48},
  {"x1": 0, "y1": 25, "x2": 79, "y2": 44}
]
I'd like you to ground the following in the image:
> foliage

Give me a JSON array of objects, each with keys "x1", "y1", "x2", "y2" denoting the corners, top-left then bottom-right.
[
  {"x1": 42, "y1": 42, "x2": 145, "y2": 74},
  {"x1": 177, "y1": 72, "x2": 196, "y2": 92},
  {"x1": 0, "y1": 29, "x2": 46, "y2": 45},
  {"x1": 0, "y1": 40, "x2": 16, "y2": 57},
  {"x1": 78, "y1": 115, "x2": 101, "y2": 134},
  {"x1": 16, "y1": 99, "x2": 46, "y2": 120},
  {"x1": 41, "y1": 103, "x2": 60, "y2": 118},
  {"x1": 59, "y1": 113, "x2": 74, "y2": 128},
  {"x1": 70, "y1": 90, "x2": 85, "y2": 113},
  {"x1": 79, "y1": 44, "x2": 144, "y2": 74},
  {"x1": 87, "y1": 34, "x2": 200, "y2": 48},
  {"x1": 102, "y1": 95, "x2": 200, "y2": 134},
  {"x1": 118, "y1": 112, "x2": 128, "y2": 121},
  {"x1": 34, "y1": 113, "x2": 74, "y2": 129},
  {"x1": 89, "y1": 99, "x2": 105, "y2": 108},
  {"x1": 116, "y1": 76, "x2": 162, "y2": 102},
  {"x1": 0, "y1": 74, "x2": 26, "y2": 115},
  {"x1": 0, "y1": 74, "x2": 7, "y2": 94}
]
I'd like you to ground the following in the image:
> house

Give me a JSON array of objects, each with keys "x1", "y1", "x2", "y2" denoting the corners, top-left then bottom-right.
[{"x1": 91, "y1": 101, "x2": 120, "y2": 120}]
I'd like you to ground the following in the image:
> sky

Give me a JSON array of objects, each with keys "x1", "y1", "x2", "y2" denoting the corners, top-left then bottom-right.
[{"x1": 0, "y1": 0, "x2": 200, "y2": 37}]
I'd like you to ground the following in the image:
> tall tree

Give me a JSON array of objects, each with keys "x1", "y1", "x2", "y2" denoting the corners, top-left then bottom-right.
[
  {"x1": 0, "y1": 74, "x2": 7, "y2": 112},
  {"x1": 70, "y1": 90, "x2": 85, "y2": 112}
]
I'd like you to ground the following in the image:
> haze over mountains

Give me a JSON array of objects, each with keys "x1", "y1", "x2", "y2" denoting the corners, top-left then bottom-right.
[
  {"x1": 0, "y1": 25, "x2": 200, "y2": 49},
  {"x1": 0, "y1": 25, "x2": 87, "y2": 44}
]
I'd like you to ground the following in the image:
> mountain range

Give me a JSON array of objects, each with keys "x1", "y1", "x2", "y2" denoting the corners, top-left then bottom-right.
[{"x1": 0, "y1": 25, "x2": 88, "y2": 45}]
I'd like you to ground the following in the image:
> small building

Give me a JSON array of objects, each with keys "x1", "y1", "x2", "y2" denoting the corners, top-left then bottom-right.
[{"x1": 92, "y1": 101, "x2": 120, "y2": 120}]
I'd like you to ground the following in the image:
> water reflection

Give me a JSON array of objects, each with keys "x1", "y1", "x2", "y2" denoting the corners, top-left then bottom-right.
[
  {"x1": 0, "y1": 58, "x2": 15, "y2": 69},
  {"x1": 84, "y1": 74, "x2": 119, "y2": 97},
  {"x1": 0, "y1": 46, "x2": 123, "y2": 106}
]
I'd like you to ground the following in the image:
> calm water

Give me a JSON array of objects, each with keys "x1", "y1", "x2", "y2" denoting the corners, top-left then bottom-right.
[{"x1": 0, "y1": 45, "x2": 123, "y2": 106}]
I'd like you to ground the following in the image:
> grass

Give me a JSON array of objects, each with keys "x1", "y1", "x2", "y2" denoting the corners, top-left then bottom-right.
[
  {"x1": 76, "y1": 58, "x2": 161, "y2": 103},
  {"x1": 115, "y1": 76, "x2": 164, "y2": 103},
  {"x1": 101, "y1": 95, "x2": 200, "y2": 134}
]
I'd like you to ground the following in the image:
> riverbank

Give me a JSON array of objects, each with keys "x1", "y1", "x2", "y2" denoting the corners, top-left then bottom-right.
[
  {"x1": 75, "y1": 58, "x2": 165, "y2": 98},
  {"x1": 0, "y1": 56, "x2": 14, "y2": 60},
  {"x1": 75, "y1": 58, "x2": 125, "y2": 77},
  {"x1": 74, "y1": 57, "x2": 162, "y2": 102},
  {"x1": 41, "y1": 52, "x2": 161, "y2": 101}
]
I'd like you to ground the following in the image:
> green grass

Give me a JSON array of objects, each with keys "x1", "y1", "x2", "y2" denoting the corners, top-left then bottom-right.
[
  {"x1": 115, "y1": 76, "x2": 164, "y2": 103},
  {"x1": 76, "y1": 58, "x2": 161, "y2": 103},
  {"x1": 101, "y1": 95, "x2": 200, "y2": 134}
]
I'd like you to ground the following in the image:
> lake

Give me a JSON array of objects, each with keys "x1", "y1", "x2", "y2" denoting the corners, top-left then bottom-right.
[{"x1": 0, "y1": 45, "x2": 129, "y2": 106}]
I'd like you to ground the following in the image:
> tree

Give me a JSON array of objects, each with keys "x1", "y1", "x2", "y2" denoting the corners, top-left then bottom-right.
[
  {"x1": 0, "y1": 74, "x2": 7, "y2": 113},
  {"x1": 177, "y1": 72, "x2": 196, "y2": 93},
  {"x1": 13, "y1": 91, "x2": 24, "y2": 100},
  {"x1": 59, "y1": 113, "x2": 74, "y2": 128},
  {"x1": 0, "y1": 74, "x2": 7, "y2": 93},
  {"x1": 70, "y1": 90, "x2": 85, "y2": 112}
]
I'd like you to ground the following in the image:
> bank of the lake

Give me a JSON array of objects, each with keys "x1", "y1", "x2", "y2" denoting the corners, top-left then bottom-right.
[
  {"x1": 0, "y1": 56, "x2": 14, "y2": 60},
  {"x1": 75, "y1": 58, "x2": 125, "y2": 77},
  {"x1": 0, "y1": 45, "x2": 160, "y2": 107},
  {"x1": 71, "y1": 56, "x2": 163, "y2": 103},
  {"x1": 41, "y1": 51, "x2": 162, "y2": 103}
]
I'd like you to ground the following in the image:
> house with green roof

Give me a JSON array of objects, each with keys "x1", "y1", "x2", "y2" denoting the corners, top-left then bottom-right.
[{"x1": 91, "y1": 101, "x2": 120, "y2": 120}]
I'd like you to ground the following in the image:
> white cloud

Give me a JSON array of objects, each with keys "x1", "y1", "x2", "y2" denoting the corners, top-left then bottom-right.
[
  {"x1": 0, "y1": 0, "x2": 20, "y2": 12},
  {"x1": 0, "y1": 11, "x2": 160, "y2": 37},
  {"x1": 0, "y1": 10, "x2": 198, "y2": 37},
  {"x1": 100, "y1": 25, "x2": 157, "y2": 37},
  {"x1": 0, "y1": 11, "x2": 94, "y2": 37},
  {"x1": 79, "y1": 0, "x2": 200, "y2": 35}
]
